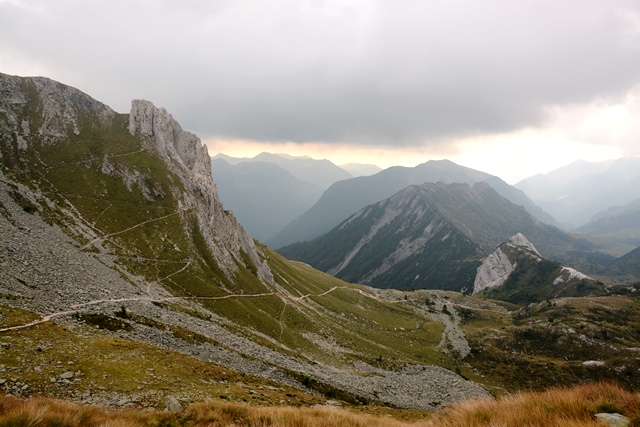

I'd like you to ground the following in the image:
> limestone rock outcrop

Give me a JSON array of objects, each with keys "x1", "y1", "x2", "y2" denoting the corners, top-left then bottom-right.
[
  {"x1": 128, "y1": 100, "x2": 274, "y2": 285},
  {"x1": 473, "y1": 232, "x2": 593, "y2": 295},
  {"x1": 473, "y1": 233, "x2": 540, "y2": 294}
]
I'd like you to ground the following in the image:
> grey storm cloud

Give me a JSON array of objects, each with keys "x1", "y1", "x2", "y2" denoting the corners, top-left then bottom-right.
[{"x1": 2, "y1": 0, "x2": 640, "y2": 146}]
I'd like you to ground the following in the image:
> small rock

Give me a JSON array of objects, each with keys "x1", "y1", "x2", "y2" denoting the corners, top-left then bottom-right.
[
  {"x1": 325, "y1": 399, "x2": 341, "y2": 406},
  {"x1": 117, "y1": 398, "x2": 131, "y2": 406},
  {"x1": 59, "y1": 371, "x2": 75, "y2": 380},
  {"x1": 165, "y1": 395, "x2": 183, "y2": 412},
  {"x1": 595, "y1": 413, "x2": 631, "y2": 427}
]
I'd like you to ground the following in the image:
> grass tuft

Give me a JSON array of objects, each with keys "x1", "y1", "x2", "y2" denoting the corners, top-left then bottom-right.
[
  {"x1": 424, "y1": 382, "x2": 640, "y2": 427},
  {"x1": 0, "y1": 382, "x2": 639, "y2": 426}
]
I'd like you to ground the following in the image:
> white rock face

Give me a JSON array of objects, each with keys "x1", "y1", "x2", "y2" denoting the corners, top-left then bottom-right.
[
  {"x1": 474, "y1": 232, "x2": 593, "y2": 293},
  {"x1": 472, "y1": 233, "x2": 540, "y2": 294},
  {"x1": 472, "y1": 247, "x2": 514, "y2": 294},
  {"x1": 128, "y1": 100, "x2": 274, "y2": 285},
  {"x1": 553, "y1": 266, "x2": 591, "y2": 285},
  {"x1": 508, "y1": 232, "x2": 541, "y2": 257}
]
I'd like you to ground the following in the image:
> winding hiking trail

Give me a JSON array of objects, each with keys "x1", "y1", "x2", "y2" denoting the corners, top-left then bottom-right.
[
  {"x1": 0, "y1": 282, "x2": 439, "y2": 334},
  {"x1": 80, "y1": 208, "x2": 190, "y2": 250},
  {"x1": 0, "y1": 292, "x2": 274, "y2": 333},
  {"x1": 0, "y1": 285, "x2": 364, "y2": 333}
]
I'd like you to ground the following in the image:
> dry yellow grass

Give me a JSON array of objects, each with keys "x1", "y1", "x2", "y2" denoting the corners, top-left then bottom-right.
[
  {"x1": 0, "y1": 382, "x2": 638, "y2": 426},
  {"x1": 423, "y1": 382, "x2": 640, "y2": 427}
]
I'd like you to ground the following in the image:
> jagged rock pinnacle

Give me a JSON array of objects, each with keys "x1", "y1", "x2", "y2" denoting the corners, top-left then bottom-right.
[{"x1": 128, "y1": 99, "x2": 275, "y2": 286}]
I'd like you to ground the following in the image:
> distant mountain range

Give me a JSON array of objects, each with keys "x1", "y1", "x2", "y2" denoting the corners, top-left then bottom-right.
[
  {"x1": 339, "y1": 162, "x2": 383, "y2": 177},
  {"x1": 278, "y1": 182, "x2": 591, "y2": 292},
  {"x1": 267, "y1": 159, "x2": 558, "y2": 249},
  {"x1": 515, "y1": 157, "x2": 640, "y2": 230},
  {"x1": 575, "y1": 197, "x2": 640, "y2": 248},
  {"x1": 211, "y1": 153, "x2": 382, "y2": 241},
  {"x1": 212, "y1": 152, "x2": 353, "y2": 190},
  {"x1": 210, "y1": 158, "x2": 324, "y2": 241}
]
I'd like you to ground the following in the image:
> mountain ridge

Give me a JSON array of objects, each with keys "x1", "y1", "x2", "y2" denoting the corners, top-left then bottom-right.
[
  {"x1": 575, "y1": 197, "x2": 640, "y2": 248},
  {"x1": 127, "y1": 98, "x2": 274, "y2": 284},
  {"x1": 267, "y1": 159, "x2": 558, "y2": 249},
  {"x1": 278, "y1": 182, "x2": 585, "y2": 292},
  {"x1": 473, "y1": 233, "x2": 601, "y2": 304},
  {"x1": 212, "y1": 152, "x2": 352, "y2": 190}
]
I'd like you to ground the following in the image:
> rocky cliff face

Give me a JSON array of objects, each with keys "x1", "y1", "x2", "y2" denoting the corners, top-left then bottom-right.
[
  {"x1": 0, "y1": 74, "x2": 114, "y2": 153},
  {"x1": 473, "y1": 233, "x2": 541, "y2": 294},
  {"x1": 127, "y1": 99, "x2": 273, "y2": 285},
  {"x1": 1, "y1": 75, "x2": 91, "y2": 152}
]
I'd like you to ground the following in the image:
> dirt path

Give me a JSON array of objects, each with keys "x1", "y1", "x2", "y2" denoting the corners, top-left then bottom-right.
[
  {"x1": 0, "y1": 287, "x2": 350, "y2": 333},
  {"x1": 80, "y1": 208, "x2": 190, "y2": 250}
]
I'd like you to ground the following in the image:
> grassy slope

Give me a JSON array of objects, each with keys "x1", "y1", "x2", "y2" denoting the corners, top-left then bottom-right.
[
  {"x1": 461, "y1": 293, "x2": 640, "y2": 392},
  {"x1": 0, "y1": 305, "x2": 322, "y2": 408},
  {"x1": 264, "y1": 250, "x2": 445, "y2": 366}
]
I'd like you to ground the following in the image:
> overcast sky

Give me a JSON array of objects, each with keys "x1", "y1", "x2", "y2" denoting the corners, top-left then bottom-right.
[{"x1": 2, "y1": 0, "x2": 640, "y2": 183}]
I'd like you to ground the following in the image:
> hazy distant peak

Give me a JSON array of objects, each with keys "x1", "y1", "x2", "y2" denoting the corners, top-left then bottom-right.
[
  {"x1": 272, "y1": 152, "x2": 312, "y2": 160},
  {"x1": 514, "y1": 156, "x2": 640, "y2": 228},
  {"x1": 424, "y1": 159, "x2": 457, "y2": 166},
  {"x1": 213, "y1": 151, "x2": 351, "y2": 190},
  {"x1": 212, "y1": 153, "x2": 251, "y2": 165},
  {"x1": 339, "y1": 163, "x2": 382, "y2": 177}
]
